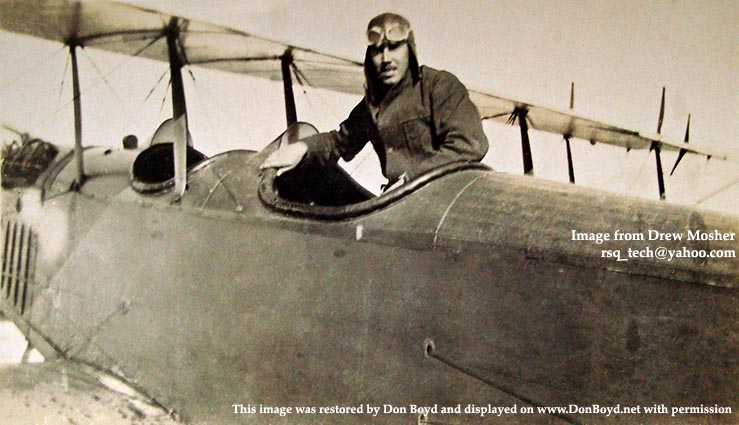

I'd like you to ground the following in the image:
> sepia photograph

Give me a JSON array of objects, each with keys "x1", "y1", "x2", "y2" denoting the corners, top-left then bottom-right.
[{"x1": 1, "y1": 0, "x2": 737, "y2": 423}]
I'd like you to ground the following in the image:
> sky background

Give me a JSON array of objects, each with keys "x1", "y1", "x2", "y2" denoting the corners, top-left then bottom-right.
[{"x1": 0, "y1": 0, "x2": 736, "y2": 213}]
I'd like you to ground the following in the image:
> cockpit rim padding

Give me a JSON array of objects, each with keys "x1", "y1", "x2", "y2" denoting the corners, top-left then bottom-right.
[{"x1": 259, "y1": 161, "x2": 491, "y2": 221}]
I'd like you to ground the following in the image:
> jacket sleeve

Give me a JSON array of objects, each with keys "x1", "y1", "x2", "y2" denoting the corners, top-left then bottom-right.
[
  {"x1": 422, "y1": 70, "x2": 488, "y2": 169},
  {"x1": 301, "y1": 100, "x2": 372, "y2": 164}
]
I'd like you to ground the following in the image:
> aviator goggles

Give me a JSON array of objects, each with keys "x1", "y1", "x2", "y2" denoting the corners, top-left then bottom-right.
[{"x1": 366, "y1": 24, "x2": 410, "y2": 47}]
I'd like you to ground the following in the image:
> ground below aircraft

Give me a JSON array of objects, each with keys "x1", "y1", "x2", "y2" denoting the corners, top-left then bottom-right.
[{"x1": 1, "y1": 1, "x2": 737, "y2": 424}]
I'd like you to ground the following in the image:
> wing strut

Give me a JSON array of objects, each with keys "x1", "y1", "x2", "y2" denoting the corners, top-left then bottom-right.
[
  {"x1": 652, "y1": 141, "x2": 665, "y2": 200},
  {"x1": 508, "y1": 108, "x2": 534, "y2": 176},
  {"x1": 651, "y1": 87, "x2": 666, "y2": 200},
  {"x1": 166, "y1": 18, "x2": 188, "y2": 201},
  {"x1": 670, "y1": 114, "x2": 691, "y2": 176},
  {"x1": 565, "y1": 82, "x2": 575, "y2": 183},
  {"x1": 564, "y1": 137, "x2": 575, "y2": 183},
  {"x1": 281, "y1": 48, "x2": 298, "y2": 127},
  {"x1": 69, "y1": 43, "x2": 85, "y2": 189}
]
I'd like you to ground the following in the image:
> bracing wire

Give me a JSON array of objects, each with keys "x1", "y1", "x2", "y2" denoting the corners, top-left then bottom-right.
[
  {"x1": 292, "y1": 63, "x2": 345, "y2": 123},
  {"x1": 600, "y1": 147, "x2": 628, "y2": 189},
  {"x1": 695, "y1": 178, "x2": 738, "y2": 205},
  {"x1": 536, "y1": 136, "x2": 565, "y2": 176},
  {"x1": 57, "y1": 54, "x2": 70, "y2": 108},
  {"x1": 623, "y1": 150, "x2": 652, "y2": 195},
  {"x1": 0, "y1": 44, "x2": 67, "y2": 91},
  {"x1": 184, "y1": 66, "x2": 254, "y2": 151},
  {"x1": 291, "y1": 62, "x2": 376, "y2": 178},
  {"x1": 159, "y1": 79, "x2": 172, "y2": 114},
  {"x1": 425, "y1": 347, "x2": 582, "y2": 425},
  {"x1": 17, "y1": 36, "x2": 163, "y2": 137},
  {"x1": 143, "y1": 68, "x2": 170, "y2": 105},
  {"x1": 85, "y1": 35, "x2": 169, "y2": 137},
  {"x1": 81, "y1": 48, "x2": 121, "y2": 102},
  {"x1": 296, "y1": 81, "x2": 375, "y2": 177},
  {"x1": 185, "y1": 67, "x2": 216, "y2": 146},
  {"x1": 80, "y1": 47, "x2": 142, "y2": 139}
]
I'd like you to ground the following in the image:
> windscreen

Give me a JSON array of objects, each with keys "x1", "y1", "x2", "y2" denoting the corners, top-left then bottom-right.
[{"x1": 1, "y1": 139, "x2": 59, "y2": 189}]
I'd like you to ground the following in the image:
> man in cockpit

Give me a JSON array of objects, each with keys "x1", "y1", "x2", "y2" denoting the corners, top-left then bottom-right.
[{"x1": 261, "y1": 13, "x2": 488, "y2": 191}]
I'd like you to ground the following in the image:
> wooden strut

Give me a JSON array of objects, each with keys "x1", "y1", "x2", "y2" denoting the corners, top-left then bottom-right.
[
  {"x1": 654, "y1": 87, "x2": 666, "y2": 200},
  {"x1": 517, "y1": 108, "x2": 534, "y2": 176},
  {"x1": 69, "y1": 43, "x2": 85, "y2": 188},
  {"x1": 565, "y1": 137, "x2": 575, "y2": 184},
  {"x1": 566, "y1": 82, "x2": 575, "y2": 183},
  {"x1": 670, "y1": 114, "x2": 690, "y2": 176},
  {"x1": 653, "y1": 142, "x2": 666, "y2": 200},
  {"x1": 166, "y1": 18, "x2": 188, "y2": 201},
  {"x1": 281, "y1": 48, "x2": 298, "y2": 127}
]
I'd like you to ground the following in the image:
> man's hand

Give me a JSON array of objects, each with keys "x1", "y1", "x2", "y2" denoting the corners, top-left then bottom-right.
[{"x1": 260, "y1": 141, "x2": 308, "y2": 176}]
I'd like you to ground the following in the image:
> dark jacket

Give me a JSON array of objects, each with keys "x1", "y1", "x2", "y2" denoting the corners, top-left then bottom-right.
[{"x1": 303, "y1": 66, "x2": 488, "y2": 182}]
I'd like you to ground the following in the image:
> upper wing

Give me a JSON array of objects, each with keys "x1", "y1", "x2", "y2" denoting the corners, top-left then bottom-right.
[
  {"x1": 0, "y1": 0, "x2": 366, "y2": 95},
  {"x1": 0, "y1": 0, "x2": 727, "y2": 160},
  {"x1": 469, "y1": 91, "x2": 729, "y2": 160}
]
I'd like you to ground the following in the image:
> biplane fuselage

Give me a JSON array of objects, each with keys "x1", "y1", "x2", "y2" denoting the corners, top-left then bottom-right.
[
  {"x1": 1, "y1": 1, "x2": 737, "y2": 423},
  {"x1": 1, "y1": 137, "x2": 737, "y2": 423}
]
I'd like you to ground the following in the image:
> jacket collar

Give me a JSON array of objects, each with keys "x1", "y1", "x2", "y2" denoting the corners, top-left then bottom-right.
[{"x1": 367, "y1": 70, "x2": 414, "y2": 109}]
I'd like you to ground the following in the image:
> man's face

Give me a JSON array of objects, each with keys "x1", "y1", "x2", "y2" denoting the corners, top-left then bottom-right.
[{"x1": 370, "y1": 41, "x2": 410, "y2": 87}]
